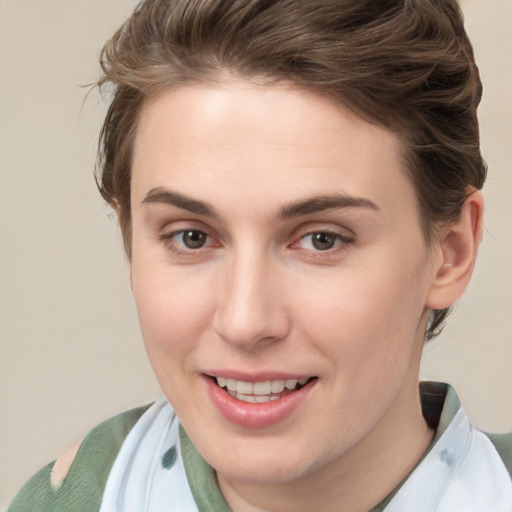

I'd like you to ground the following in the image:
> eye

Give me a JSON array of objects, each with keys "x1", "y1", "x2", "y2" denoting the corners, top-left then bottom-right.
[
  {"x1": 297, "y1": 231, "x2": 351, "y2": 251},
  {"x1": 163, "y1": 229, "x2": 212, "y2": 251},
  {"x1": 178, "y1": 230, "x2": 208, "y2": 249}
]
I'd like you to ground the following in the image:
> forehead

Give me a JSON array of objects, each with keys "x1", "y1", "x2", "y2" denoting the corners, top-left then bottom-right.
[{"x1": 131, "y1": 81, "x2": 415, "y2": 219}]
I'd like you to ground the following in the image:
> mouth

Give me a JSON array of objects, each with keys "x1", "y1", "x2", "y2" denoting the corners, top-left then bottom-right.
[
  {"x1": 205, "y1": 373, "x2": 318, "y2": 428},
  {"x1": 210, "y1": 375, "x2": 316, "y2": 403}
]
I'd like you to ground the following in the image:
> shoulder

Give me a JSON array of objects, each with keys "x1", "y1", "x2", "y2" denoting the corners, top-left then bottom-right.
[
  {"x1": 8, "y1": 404, "x2": 151, "y2": 512},
  {"x1": 485, "y1": 431, "x2": 512, "y2": 479}
]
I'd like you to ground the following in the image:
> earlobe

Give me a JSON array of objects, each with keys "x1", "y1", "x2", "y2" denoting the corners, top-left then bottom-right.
[{"x1": 427, "y1": 189, "x2": 484, "y2": 310}]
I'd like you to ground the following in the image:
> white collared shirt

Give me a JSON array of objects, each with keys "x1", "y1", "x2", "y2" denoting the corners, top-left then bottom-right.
[{"x1": 100, "y1": 396, "x2": 512, "y2": 512}]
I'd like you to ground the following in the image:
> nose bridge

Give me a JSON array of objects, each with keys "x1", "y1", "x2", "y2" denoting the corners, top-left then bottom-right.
[{"x1": 214, "y1": 244, "x2": 288, "y2": 348}]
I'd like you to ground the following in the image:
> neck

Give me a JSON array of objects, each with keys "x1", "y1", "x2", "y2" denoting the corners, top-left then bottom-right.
[{"x1": 217, "y1": 381, "x2": 433, "y2": 512}]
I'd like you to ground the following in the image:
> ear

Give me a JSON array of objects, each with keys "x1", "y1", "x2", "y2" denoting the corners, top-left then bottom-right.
[{"x1": 427, "y1": 189, "x2": 484, "y2": 310}]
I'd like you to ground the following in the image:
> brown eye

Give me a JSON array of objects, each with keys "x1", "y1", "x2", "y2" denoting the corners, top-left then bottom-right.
[
  {"x1": 311, "y1": 232, "x2": 336, "y2": 251},
  {"x1": 180, "y1": 230, "x2": 208, "y2": 249},
  {"x1": 296, "y1": 231, "x2": 353, "y2": 253},
  {"x1": 161, "y1": 227, "x2": 220, "y2": 258}
]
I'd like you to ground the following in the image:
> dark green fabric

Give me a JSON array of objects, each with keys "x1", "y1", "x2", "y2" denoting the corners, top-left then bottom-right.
[
  {"x1": 179, "y1": 425, "x2": 232, "y2": 512},
  {"x1": 8, "y1": 405, "x2": 150, "y2": 512}
]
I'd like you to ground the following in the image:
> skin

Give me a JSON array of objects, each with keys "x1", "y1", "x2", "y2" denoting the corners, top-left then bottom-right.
[{"x1": 128, "y1": 81, "x2": 483, "y2": 512}]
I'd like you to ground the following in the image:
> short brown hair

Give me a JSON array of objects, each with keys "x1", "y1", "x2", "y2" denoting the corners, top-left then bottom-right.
[{"x1": 96, "y1": 0, "x2": 485, "y2": 339}]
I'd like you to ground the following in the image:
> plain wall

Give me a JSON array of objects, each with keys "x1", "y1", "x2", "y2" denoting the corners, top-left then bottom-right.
[{"x1": 1, "y1": 0, "x2": 511, "y2": 508}]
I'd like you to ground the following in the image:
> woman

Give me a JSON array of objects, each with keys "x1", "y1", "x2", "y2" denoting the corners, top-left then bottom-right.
[{"x1": 8, "y1": 0, "x2": 512, "y2": 510}]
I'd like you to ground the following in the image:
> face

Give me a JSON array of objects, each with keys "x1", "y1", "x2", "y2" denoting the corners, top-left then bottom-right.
[{"x1": 130, "y1": 81, "x2": 438, "y2": 486}]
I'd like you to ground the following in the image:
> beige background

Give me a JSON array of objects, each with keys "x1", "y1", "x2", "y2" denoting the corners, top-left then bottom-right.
[{"x1": 0, "y1": 0, "x2": 511, "y2": 508}]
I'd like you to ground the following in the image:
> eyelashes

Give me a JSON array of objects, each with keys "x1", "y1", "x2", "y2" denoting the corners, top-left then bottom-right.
[
  {"x1": 160, "y1": 229, "x2": 218, "y2": 258},
  {"x1": 167, "y1": 230, "x2": 211, "y2": 250},
  {"x1": 294, "y1": 231, "x2": 353, "y2": 252}
]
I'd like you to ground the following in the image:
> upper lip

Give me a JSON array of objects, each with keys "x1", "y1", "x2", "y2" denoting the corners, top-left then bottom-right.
[{"x1": 203, "y1": 370, "x2": 315, "y2": 382}]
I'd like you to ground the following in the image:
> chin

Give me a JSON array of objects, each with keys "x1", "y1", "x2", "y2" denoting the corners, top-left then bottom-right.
[
  {"x1": 204, "y1": 435, "x2": 330, "y2": 486},
  {"x1": 216, "y1": 458, "x2": 311, "y2": 486}
]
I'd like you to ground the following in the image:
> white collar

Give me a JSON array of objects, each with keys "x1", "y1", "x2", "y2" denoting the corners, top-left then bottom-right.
[
  {"x1": 386, "y1": 407, "x2": 512, "y2": 511},
  {"x1": 99, "y1": 398, "x2": 198, "y2": 512},
  {"x1": 99, "y1": 397, "x2": 512, "y2": 512}
]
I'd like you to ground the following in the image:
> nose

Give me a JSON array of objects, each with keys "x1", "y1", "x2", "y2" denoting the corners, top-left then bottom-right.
[{"x1": 213, "y1": 250, "x2": 290, "y2": 350}]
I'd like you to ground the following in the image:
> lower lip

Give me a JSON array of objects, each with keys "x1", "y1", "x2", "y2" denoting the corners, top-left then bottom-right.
[{"x1": 204, "y1": 376, "x2": 316, "y2": 429}]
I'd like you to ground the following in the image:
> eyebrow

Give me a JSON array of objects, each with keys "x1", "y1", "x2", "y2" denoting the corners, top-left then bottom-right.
[
  {"x1": 142, "y1": 187, "x2": 379, "y2": 220},
  {"x1": 276, "y1": 194, "x2": 379, "y2": 220},
  {"x1": 142, "y1": 188, "x2": 219, "y2": 218}
]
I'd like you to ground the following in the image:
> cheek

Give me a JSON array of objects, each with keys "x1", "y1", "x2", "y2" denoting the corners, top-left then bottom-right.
[
  {"x1": 296, "y1": 253, "x2": 430, "y2": 375},
  {"x1": 131, "y1": 262, "x2": 216, "y2": 367}
]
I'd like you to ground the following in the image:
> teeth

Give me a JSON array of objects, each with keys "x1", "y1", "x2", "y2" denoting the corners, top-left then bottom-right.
[
  {"x1": 225, "y1": 378, "x2": 237, "y2": 391},
  {"x1": 285, "y1": 379, "x2": 298, "y2": 390},
  {"x1": 271, "y1": 380, "x2": 285, "y2": 393},
  {"x1": 236, "y1": 380, "x2": 253, "y2": 394},
  {"x1": 236, "y1": 393, "x2": 280, "y2": 403},
  {"x1": 215, "y1": 376, "x2": 311, "y2": 398},
  {"x1": 253, "y1": 381, "x2": 272, "y2": 395}
]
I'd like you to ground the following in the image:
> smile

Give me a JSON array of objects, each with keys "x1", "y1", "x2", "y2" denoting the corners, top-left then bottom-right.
[
  {"x1": 213, "y1": 376, "x2": 313, "y2": 403},
  {"x1": 205, "y1": 374, "x2": 318, "y2": 428}
]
